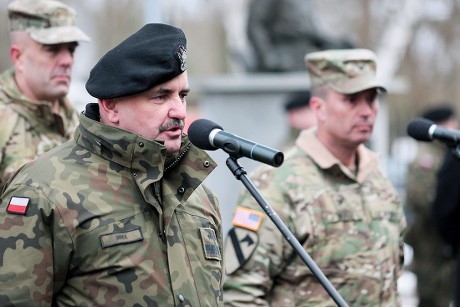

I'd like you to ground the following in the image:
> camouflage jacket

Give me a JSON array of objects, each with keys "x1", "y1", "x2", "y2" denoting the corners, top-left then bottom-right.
[
  {"x1": 0, "y1": 67, "x2": 79, "y2": 192},
  {"x1": 404, "y1": 141, "x2": 455, "y2": 304},
  {"x1": 0, "y1": 104, "x2": 223, "y2": 306},
  {"x1": 405, "y1": 141, "x2": 446, "y2": 247},
  {"x1": 223, "y1": 129, "x2": 406, "y2": 307}
]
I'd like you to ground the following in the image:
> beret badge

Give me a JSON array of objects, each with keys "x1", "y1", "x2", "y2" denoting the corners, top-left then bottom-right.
[{"x1": 177, "y1": 45, "x2": 187, "y2": 72}]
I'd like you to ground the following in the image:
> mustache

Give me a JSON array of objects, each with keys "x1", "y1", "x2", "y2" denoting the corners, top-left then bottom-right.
[
  {"x1": 159, "y1": 119, "x2": 185, "y2": 132},
  {"x1": 51, "y1": 67, "x2": 71, "y2": 78}
]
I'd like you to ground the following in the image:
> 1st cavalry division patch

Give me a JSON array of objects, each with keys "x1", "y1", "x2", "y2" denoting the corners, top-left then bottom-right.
[
  {"x1": 224, "y1": 207, "x2": 265, "y2": 275},
  {"x1": 224, "y1": 227, "x2": 259, "y2": 275}
]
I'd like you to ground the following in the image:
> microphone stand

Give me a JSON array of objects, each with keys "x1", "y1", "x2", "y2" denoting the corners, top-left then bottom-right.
[{"x1": 225, "y1": 154, "x2": 349, "y2": 307}]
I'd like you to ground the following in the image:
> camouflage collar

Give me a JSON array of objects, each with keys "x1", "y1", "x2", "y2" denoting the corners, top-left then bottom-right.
[
  {"x1": 75, "y1": 110, "x2": 217, "y2": 203},
  {"x1": 295, "y1": 128, "x2": 379, "y2": 182},
  {"x1": 76, "y1": 112, "x2": 167, "y2": 180}
]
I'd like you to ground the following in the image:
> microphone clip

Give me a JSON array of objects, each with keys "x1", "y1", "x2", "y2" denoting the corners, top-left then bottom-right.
[{"x1": 220, "y1": 138, "x2": 243, "y2": 159}]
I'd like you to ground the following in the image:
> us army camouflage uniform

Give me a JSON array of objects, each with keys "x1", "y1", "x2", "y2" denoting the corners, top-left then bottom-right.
[
  {"x1": 405, "y1": 141, "x2": 455, "y2": 307},
  {"x1": 0, "y1": 103, "x2": 223, "y2": 306},
  {"x1": 0, "y1": 67, "x2": 79, "y2": 192},
  {"x1": 223, "y1": 129, "x2": 406, "y2": 306}
]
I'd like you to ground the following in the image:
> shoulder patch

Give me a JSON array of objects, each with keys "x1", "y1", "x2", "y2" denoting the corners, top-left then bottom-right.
[
  {"x1": 224, "y1": 227, "x2": 259, "y2": 275},
  {"x1": 232, "y1": 206, "x2": 264, "y2": 231},
  {"x1": 6, "y1": 196, "x2": 30, "y2": 215},
  {"x1": 200, "y1": 227, "x2": 222, "y2": 260}
]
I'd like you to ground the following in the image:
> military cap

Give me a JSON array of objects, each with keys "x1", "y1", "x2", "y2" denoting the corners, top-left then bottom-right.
[
  {"x1": 284, "y1": 90, "x2": 311, "y2": 112},
  {"x1": 305, "y1": 49, "x2": 386, "y2": 94},
  {"x1": 86, "y1": 23, "x2": 187, "y2": 99},
  {"x1": 8, "y1": 0, "x2": 90, "y2": 44},
  {"x1": 421, "y1": 105, "x2": 455, "y2": 123}
]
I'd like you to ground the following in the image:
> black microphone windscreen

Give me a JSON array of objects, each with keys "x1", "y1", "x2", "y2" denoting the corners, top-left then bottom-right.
[
  {"x1": 407, "y1": 117, "x2": 435, "y2": 141},
  {"x1": 188, "y1": 119, "x2": 223, "y2": 150}
]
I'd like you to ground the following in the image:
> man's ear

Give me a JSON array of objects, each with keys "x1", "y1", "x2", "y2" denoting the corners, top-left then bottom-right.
[
  {"x1": 99, "y1": 98, "x2": 119, "y2": 124},
  {"x1": 309, "y1": 96, "x2": 326, "y2": 122},
  {"x1": 10, "y1": 45, "x2": 22, "y2": 66}
]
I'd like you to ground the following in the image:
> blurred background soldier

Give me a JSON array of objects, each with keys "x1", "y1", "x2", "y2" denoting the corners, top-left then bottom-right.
[
  {"x1": 405, "y1": 105, "x2": 457, "y2": 307},
  {"x1": 0, "y1": 0, "x2": 90, "y2": 191},
  {"x1": 433, "y1": 140, "x2": 460, "y2": 307},
  {"x1": 283, "y1": 90, "x2": 317, "y2": 148}
]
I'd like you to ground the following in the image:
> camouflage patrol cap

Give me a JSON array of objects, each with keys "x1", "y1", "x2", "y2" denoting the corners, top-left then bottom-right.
[
  {"x1": 86, "y1": 23, "x2": 187, "y2": 99},
  {"x1": 305, "y1": 49, "x2": 386, "y2": 94},
  {"x1": 8, "y1": 0, "x2": 90, "y2": 44}
]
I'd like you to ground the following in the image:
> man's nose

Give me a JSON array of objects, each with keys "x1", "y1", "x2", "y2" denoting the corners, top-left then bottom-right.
[
  {"x1": 58, "y1": 49, "x2": 74, "y2": 67},
  {"x1": 169, "y1": 97, "x2": 187, "y2": 120}
]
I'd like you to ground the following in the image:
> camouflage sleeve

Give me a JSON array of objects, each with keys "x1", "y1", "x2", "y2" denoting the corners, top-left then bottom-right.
[
  {"x1": 0, "y1": 104, "x2": 19, "y2": 192},
  {"x1": 405, "y1": 160, "x2": 437, "y2": 212},
  {"x1": 0, "y1": 182, "x2": 72, "y2": 305},
  {"x1": 223, "y1": 168, "x2": 292, "y2": 307},
  {"x1": 399, "y1": 202, "x2": 408, "y2": 273}
]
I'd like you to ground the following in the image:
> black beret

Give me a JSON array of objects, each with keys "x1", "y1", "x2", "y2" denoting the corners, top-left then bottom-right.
[
  {"x1": 86, "y1": 23, "x2": 187, "y2": 99},
  {"x1": 284, "y1": 90, "x2": 312, "y2": 111},
  {"x1": 421, "y1": 105, "x2": 455, "y2": 123}
]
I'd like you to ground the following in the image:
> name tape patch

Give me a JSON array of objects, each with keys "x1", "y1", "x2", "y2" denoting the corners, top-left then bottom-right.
[{"x1": 99, "y1": 228, "x2": 144, "y2": 248}]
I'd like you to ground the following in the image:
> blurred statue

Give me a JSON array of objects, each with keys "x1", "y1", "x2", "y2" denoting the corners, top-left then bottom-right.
[{"x1": 247, "y1": 0, "x2": 354, "y2": 72}]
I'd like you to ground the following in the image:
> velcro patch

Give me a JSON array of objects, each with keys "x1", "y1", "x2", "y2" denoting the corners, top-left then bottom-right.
[
  {"x1": 200, "y1": 227, "x2": 222, "y2": 260},
  {"x1": 224, "y1": 227, "x2": 259, "y2": 275},
  {"x1": 6, "y1": 196, "x2": 30, "y2": 215},
  {"x1": 231, "y1": 206, "x2": 264, "y2": 231},
  {"x1": 99, "y1": 228, "x2": 144, "y2": 248}
]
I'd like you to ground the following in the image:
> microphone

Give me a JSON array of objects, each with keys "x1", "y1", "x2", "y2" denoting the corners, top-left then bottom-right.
[
  {"x1": 188, "y1": 119, "x2": 284, "y2": 167},
  {"x1": 407, "y1": 117, "x2": 460, "y2": 145}
]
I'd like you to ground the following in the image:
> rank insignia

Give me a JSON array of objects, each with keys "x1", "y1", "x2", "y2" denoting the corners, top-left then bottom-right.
[{"x1": 177, "y1": 45, "x2": 187, "y2": 71}]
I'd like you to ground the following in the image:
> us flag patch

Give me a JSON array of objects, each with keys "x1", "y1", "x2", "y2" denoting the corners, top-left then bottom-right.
[
  {"x1": 232, "y1": 207, "x2": 264, "y2": 231},
  {"x1": 6, "y1": 197, "x2": 30, "y2": 215}
]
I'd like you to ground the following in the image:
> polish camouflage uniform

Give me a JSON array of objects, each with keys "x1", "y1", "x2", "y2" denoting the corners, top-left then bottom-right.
[
  {"x1": 223, "y1": 49, "x2": 406, "y2": 306},
  {"x1": 0, "y1": 105, "x2": 223, "y2": 306},
  {"x1": 405, "y1": 107, "x2": 457, "y2": 307},
  {"x1": 0, "y1": 23, "x2": 224, "y2": 306},
  {"x1": 0, "y1": 0, "x2": 90, "y2": 192}
]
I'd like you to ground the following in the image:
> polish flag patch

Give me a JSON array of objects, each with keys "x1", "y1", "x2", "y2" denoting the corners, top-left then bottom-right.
[{"x1": 6, "y1": 197, "x2": 30, "y2": 215}]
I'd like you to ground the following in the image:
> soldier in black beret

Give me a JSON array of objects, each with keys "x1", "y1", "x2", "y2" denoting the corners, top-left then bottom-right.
[
  {"x1": 284, "y1": 90, "x2": 316, "y2": 131},
  {"x1": 0, "y1": 23, "x2": 224, "y2": 305},
  {"x1": 85, "y1": 23, "x2": 189, "y2": 153},
  {"x1": 421, "y1": 105, "x2": 456, "y2": 124},
  {"x1": 282, "y1": 90, "x2": 317, "y2": 148}
]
